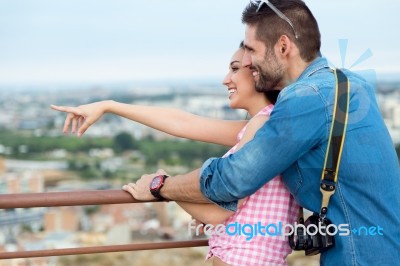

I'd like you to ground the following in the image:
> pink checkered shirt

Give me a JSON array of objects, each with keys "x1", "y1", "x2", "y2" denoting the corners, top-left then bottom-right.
[{"x1": 206, "y1": 104, "x2": 299, "y2": 266}]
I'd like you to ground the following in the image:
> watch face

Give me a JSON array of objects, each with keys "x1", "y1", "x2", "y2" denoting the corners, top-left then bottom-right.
[{"x1": 150, "y1": 176, "x2": 162, "y2": 190}]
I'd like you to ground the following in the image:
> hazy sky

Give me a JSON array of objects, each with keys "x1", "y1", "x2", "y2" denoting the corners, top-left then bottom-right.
[{"x1": 0, "y1": 0, "x2": 399, "y2": 85}]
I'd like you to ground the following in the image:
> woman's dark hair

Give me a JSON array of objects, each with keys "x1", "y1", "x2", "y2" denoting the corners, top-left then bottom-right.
[
  {"x1": 264, "y1": 90, "x2": 280, "y2": 104},
  {"x1": 239, "y1": 41, "x2": 280, "y2": 104}
]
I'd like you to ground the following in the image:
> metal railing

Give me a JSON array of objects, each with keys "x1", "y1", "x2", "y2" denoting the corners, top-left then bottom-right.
[{"x1": 0, "y1": 190, "x2": 208, "y2": 260}]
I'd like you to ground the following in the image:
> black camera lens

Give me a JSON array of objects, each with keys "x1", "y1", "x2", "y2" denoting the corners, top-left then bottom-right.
[{"x1": 288, "y1": 213, "x2": 335, "y2": 256}]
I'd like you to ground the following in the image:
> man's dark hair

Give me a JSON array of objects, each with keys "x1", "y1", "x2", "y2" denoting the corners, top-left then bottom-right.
[{"x1": 242, "y1": 0, "x2": 321, "y2": 62}]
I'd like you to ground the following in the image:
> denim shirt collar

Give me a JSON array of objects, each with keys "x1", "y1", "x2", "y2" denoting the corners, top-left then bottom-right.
[{"x1": 297, "y1": 56, "x2": 331, "y2": 81}]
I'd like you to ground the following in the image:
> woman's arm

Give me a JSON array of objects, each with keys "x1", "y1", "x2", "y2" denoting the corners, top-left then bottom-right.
[
  {"x1": 105, "y1": 101, "x2": 246, "y2": 146},
  {"x1": 143, "y1": 115, "x2": 270, "y2": 225},
  {"x1": 176, "y1": 201, "x2": 242, "y2": 226},
  {"x1": 51, "y1": 100, "x2": 246, "y2": 147}
]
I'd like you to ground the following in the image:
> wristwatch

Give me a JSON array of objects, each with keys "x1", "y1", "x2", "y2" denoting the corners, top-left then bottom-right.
[{"x1": 149, "y1": 175, "x2": 169, "y2": 200}]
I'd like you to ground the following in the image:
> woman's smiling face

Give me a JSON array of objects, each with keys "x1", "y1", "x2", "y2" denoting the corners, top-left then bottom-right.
[{"x1": 223, "y1": 48, "x2": 268, "y2": 115}]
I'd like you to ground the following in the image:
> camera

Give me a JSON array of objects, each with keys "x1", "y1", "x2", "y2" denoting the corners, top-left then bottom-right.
[{"x1": 288, "y1": 213, "x2": 335, "y2": 256}]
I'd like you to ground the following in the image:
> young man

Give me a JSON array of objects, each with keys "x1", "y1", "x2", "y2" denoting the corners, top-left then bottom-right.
[{"x1": 127, "y1": 1, "x2": 400, "y2": 265}]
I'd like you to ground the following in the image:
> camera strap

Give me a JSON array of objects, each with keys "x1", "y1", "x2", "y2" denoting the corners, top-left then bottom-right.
[{"x1": 319, "y1": 69, "x2": 350, "y2": 219}]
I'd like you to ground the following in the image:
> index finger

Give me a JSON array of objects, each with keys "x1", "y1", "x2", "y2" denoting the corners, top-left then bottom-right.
[
  {"x1": 51, "y1": 105, "x2": 84, "y2": 116},
  {"x1": 50, "y1": 104, "x2": 68, "y2": 112}
]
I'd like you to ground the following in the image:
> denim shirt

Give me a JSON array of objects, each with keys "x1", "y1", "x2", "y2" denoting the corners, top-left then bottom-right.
[{"x1": 200, "y1": 57, "x2": 400, "y2": 265}]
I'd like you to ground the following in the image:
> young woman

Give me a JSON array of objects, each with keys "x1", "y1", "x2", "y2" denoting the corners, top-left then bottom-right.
[{"x1": 51, "y1": 43, "x2": 298, "y2": 266}]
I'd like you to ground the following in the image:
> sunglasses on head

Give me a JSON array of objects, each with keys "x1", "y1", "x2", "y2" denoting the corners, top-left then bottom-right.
[{"x1": 251, "y1": 0, "x2": 299, "y2": 40}]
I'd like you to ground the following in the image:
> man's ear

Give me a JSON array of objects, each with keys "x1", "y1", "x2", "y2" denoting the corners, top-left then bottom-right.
[{"x1": 277, "y1": 35, "x2": 291, "y2": 57}]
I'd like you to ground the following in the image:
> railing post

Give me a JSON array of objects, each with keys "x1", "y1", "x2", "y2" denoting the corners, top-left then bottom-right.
[
  {"x1": 0, "y1": 190, "x2": 209, "y2": 259},
  {"x1": 0, "y1": 190, "x2": 145, "y2": 209},
  {"x1": 0, "y1": 240, "x2": 209, "y2": 259}
]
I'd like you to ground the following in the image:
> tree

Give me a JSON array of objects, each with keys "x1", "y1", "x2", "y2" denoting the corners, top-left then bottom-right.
[{"x1": 113, "y1": 132, "x2": 137, "y2": 153}]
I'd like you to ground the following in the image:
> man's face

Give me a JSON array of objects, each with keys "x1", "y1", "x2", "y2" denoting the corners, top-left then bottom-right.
[{"x1": 243, "y1": 25, "x2": 285, "y2": 92}]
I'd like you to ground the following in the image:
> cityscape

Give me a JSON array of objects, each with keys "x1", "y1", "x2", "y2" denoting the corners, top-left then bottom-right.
[
  {"x1": 1, "y1": 0, "x2": 399, "y2": 264},
  {"x1": 0, "y1": 81, "x2": 246, "y2": 266},
  {"x1": 0, "y1": 79, "x2": 399, "y2": 266}
]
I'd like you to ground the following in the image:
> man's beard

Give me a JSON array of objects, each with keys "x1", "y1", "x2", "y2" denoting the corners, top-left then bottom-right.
[
  {"x1": 254, "y1": 50, "x2": 284, "y2": 93},
  {"x1": 255, "y1": 69, "x2": 283, "y2": 92}
]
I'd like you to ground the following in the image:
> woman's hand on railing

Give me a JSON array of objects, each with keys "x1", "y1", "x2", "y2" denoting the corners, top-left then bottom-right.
[{"x1": 50, "y1": 101, "x2": 110, "y2": 137}]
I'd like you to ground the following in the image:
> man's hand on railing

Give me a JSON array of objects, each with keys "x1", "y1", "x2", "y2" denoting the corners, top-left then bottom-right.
[{"x1": 123, "y1": 169, "x2": 169, "y2": 201}]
